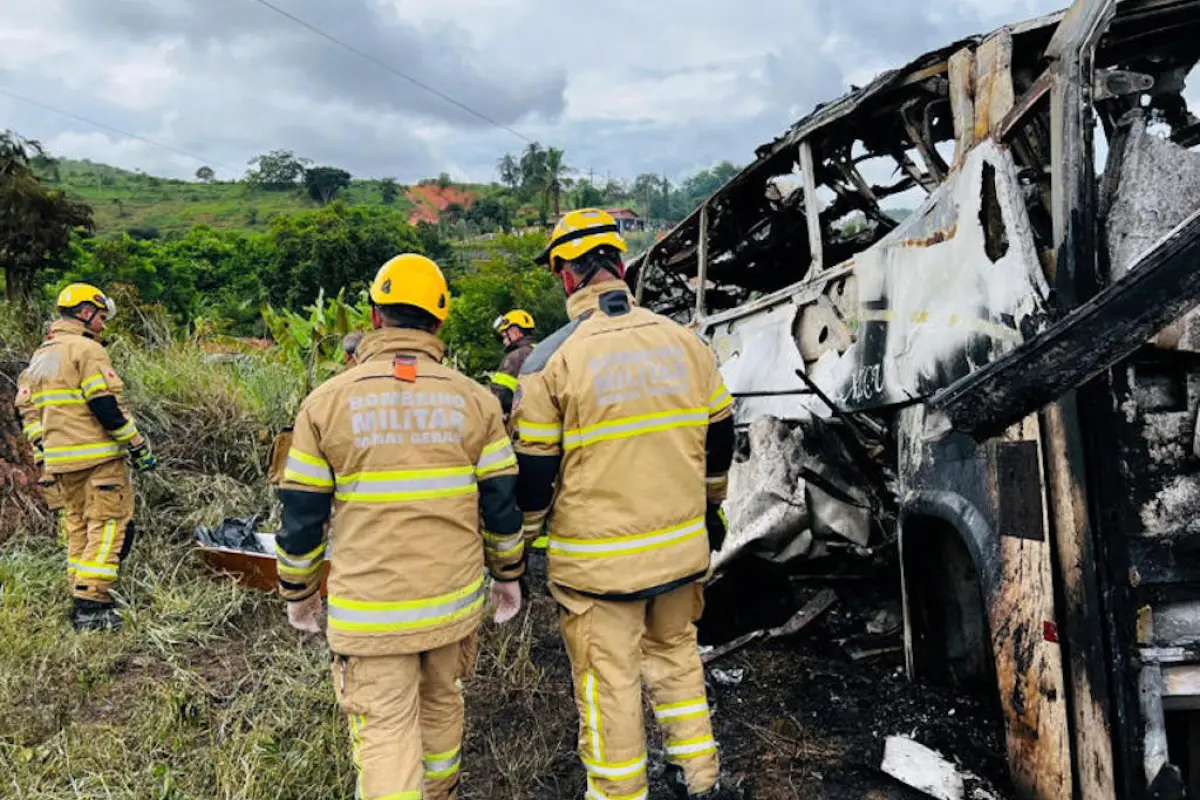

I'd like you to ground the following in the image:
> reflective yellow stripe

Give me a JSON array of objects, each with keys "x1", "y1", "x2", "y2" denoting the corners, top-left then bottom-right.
[
  {"x1": 562, "y1": 408, "x2": 708, "y2": 450},
  {"x1": 584, "y1": 670, "x2": 603, "y2": 761},
  {"x1": 665, "y1": 734, "x2": 717, "y2": 760},
  {"x1": 375, "y1": 793, "x2": 422, "y2": 800},
  {"x1": 111, "y1": 419, "x2": 139, "y2": 444},
  {"x1": 22, "y1": 421, "x2": 44, "y2": 441},
  {"x1": 482, "y1": 530, "x2": 524, "y2": 559},
  {"x1": 275, "y1": 541, "x2": 326, "y2": 577},
  {"x1": 423, "y1": 745, "x2": 461, "y2": 780},
  {"x1": 549, "y1": 516, "x2": 705, "y2": 559},
  {"x1": 709, "y1": 385, "x2": 732, "y2": 414},
  {"x1": 517, "y1": 419, "x2": 562, "y2": 443},
  {"x1": 96, "y1": 520, "x2": 118, "y2": 564},
  {"x1": 585, "y1": 777, "x2": 648, "y2": 800},
  {"x1": 33, "y1": 389, "x2": 84, "y2": 407},
  {"x1": 74, "y1": 561, "x2": 118, "y2": 579},
  {"x1": 653, "y1": 697, "x2": 710, "y2": 722},
  {"x1": 81, "y1": 373, "x2": 108, "y2": 399},
  {"x1": 335, "y1": 466, "x2": 476, "y2": 503},
  {"x1": 476, "y1": 437, "x2": 516, "y2": 478},
  {"x1": 327, "y1": 576, "x2": 486, "y2": 632},
  {"x1": 581, "y1": 753, "x2": 647, "y2": 780},
  {"x1": 284, "y1": 448, "x2": 333, "y2": 488},
  {"x1": 43, "y1": 442, "x2": 122, "y2": 465},
  {"x1": 490, "y1": 371, "x2": 518, "y2": 391}
]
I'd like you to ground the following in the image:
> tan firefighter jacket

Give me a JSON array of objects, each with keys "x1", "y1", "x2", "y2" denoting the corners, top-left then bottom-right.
[
  {"x1": 15, "y1": 319, "x2": 146, "y2": 475},
  {"x1": 276, "y1": 327, "x2": 525, "y2": 657},
  {"x1": 512, "y1": 279, "x2": 734, "y2": 597}
]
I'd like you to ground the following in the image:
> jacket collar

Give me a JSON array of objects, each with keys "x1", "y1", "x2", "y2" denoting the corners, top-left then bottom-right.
[
  {"x1": 355, "y1": 327, "x2": 445, "y2": 364},
  {"x1": 566, "y1": 279, "x2": 633, "y2": 321},
  {"x1": 47, "y1": 318, "x2": 96, "y2": 341},
  {"x1": 505, "y1": 333, "x2": 533, "y2": 353}
]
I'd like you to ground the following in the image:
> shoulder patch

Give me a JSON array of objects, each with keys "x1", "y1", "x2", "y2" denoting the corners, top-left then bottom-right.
[{"x1": 519, "y1": 311, "x2": 594, "y2": 375}]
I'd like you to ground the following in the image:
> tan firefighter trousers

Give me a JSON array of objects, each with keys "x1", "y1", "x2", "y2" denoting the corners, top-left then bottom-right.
[
  {"x1": 551, "y1": 580, "x2": 719, "y2": 800},
  {"x1": 331, "y1": 633, "x2": 479, "y2": 800},
  {"x1": 57, "y1": 459, "x2": 136, "y2": 602}
]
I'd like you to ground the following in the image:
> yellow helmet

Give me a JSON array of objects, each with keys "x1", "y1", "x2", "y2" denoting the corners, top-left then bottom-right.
[
  {"x1": 493, "y1": 309, "x2": 535, "y2": 335},
  {"x1": 369, "y1": 253, "x2": 450, "y2": 321},
  {"x1": 56, "y1": 283, "x2": 116, "y2": 318},
  {"x1": 535, "y1": 208, "x2": 627, "y2": 273}
]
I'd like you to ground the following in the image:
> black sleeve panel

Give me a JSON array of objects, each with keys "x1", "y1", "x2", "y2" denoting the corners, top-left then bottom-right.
[
  {"x1": 516, "y1": 452, "x2": 560, "y2": 511},
  {"x1": 479, "y1": 474, "x2": 522, "y2": 535},
  {"x1": 706, "y1": 415, "x2": 735, "y2": 475},
  {"x1": 491, "y1": 385, "x2": 514, "y2": 416},
  {"x1": 87, "y1": 395, "x2": 132, "y2": 432},
  {"x1": 278, "y1": 489, "x2": 332, "y2": 556}
]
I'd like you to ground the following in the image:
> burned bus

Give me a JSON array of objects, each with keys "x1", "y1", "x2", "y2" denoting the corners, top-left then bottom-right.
[{"x1": 627, "y1": 0, "x2": 1200, "y2": 796}]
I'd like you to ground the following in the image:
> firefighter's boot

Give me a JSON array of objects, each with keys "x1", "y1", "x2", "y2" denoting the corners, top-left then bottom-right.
[
  {"x1": 665, "y1": 765, "x2": 744, "y2": 799},
  {"x1": 72, "y1": 598, "x2": 123, "y2": 632}
]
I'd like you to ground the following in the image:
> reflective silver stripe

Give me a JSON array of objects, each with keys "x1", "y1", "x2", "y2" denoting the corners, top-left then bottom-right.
[
  {"x1": 23, "y1": 421, "x2": 44, "y2": 440},
  {"x1": 586, "y1": 777, "x2": 647, "y2": 800},
  {"x1": 112, "y1": 420, "x2": 139, "y2": 443},
  {"x1": 666, "y1": 736, "x2": 717, "y2": 759},
  {"x1": 475, "y1": 439, "x2": 516, "y2": 476},
  {"x1": 74, "y1": 561, "x2": 118, "y2": 579},
  {"x1": 275, "y1": 542, "x2": 325, "y2": 575},
  {"x1": 34, "y1": 389, "x2": 84, "y2": 406},
  {"x1": 43, "y1": 442, "x2": 122, "y2": 464},
  {"x1": 335, "y1": 468, "x2": 476, "y2": 502},
  {"x1": 581, "y1": 754, "x2": 647, "y2": 780},
  {"x1": 483, "y1": 531, "x2": 524, "y2": 557},
  {"x1": 327, "y1": 577, "x2": 486, "y2": 632},
  {"x1": 81, "y1": 373, "x2": 108, "y2": 398},
  {"x1": 422, "y1": 747, "x2": 461, "y2": 779},
  {"x1": 517, "y1": 420, "x2": 562, "y2": 443},
  {"x1": 284, "y1": 454, "x2": 333, "y2": 487},
  {"x1": 562, "y1": 408, "x2": 709, "y2": 450},
  {"x1": 652, "y1": 699, "x2": 709, "y2": 721},
  {"x1": 549, "y1": 517, "x2": 706, "y2": 558}
]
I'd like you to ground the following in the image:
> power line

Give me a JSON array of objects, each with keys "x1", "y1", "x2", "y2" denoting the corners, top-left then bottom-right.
[
  {"x1": 247, "y1": 0, "x2": 534, "y2": 144},
  {"x1": 244, "y1": 0, "x2": 606, "y2": 183},
  {"x1": 0, "y1": 86, "x2": 235, "y2": 172}
]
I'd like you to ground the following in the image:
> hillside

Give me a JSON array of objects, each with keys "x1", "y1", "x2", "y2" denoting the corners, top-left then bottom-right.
[{"x1": 37, "y1": 158, "x2": 486, "y2": 237}]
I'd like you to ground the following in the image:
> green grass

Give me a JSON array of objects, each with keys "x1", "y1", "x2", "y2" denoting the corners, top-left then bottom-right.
[
  {"x1": 0, "y1": 334, "x2": 581, "y2": 799},
  {"x1": 37, "y1": 159, "x2": 431, "y2": 237}
]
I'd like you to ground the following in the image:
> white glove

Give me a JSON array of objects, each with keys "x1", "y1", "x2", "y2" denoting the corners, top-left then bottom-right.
[
  {"x1": 490, "y1": 579, "x2": 522, "y2": 624},
  {"x1": 287, "y1": 593, "x2": 325, "y2": 634}
]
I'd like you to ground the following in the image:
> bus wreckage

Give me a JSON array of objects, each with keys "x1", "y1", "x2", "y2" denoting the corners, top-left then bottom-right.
[{"x1": 627, "y1": 0, "x2": 1200, "y2": 796}]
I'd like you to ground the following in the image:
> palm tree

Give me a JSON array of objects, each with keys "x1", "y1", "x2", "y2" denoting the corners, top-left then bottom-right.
[
  {"x1": 543, "y1": 148, "x2": 574, "y2": 219},
  {"x1": 496, "y1": 154, "x2": 521, "y2": 190}
]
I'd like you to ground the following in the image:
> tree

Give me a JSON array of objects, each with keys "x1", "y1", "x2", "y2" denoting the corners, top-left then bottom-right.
[
  {"x1": 380, "y1": 177, "x2": 399, "y2": 205},
  {"x1": 573, "y1": 179, "x2": 605, "y2": 209},
  {"x1": 195, "y1": 165, "x2": 216, "y2": 183},
  {"x1": 543, "y1": 147, "x2": 573, "y2": 220},
  {"x1": 304, "y1": 166, "x2": 352, "y2": 205},
  {"x1": 497, "y1": 154, "x2": 521, "y2": 190},
  {"x1": 436, "y1": 172, "x2": 453, "y2": 190},
  {"x1": 0, "y1": 131, "x2": 94, "y2": 302},
  {"x1": 262, "y1": 202, "x2": 424, "y2": 310},
  {"x1": 246, "y1": 149, "x2": 311, "y2": 190}
]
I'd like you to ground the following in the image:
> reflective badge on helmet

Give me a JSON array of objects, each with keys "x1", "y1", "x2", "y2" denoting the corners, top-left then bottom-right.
[{"x1": 393, "y1": 354, "x2": 417, "y2": 382}]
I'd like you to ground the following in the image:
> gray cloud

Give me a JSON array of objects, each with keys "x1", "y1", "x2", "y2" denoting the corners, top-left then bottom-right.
[{"x1": 3, "y1": 0, "x2": 1149, "y2": 189}]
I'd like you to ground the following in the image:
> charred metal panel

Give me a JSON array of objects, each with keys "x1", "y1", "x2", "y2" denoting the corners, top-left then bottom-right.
[
  {"x1": 702, "y1": 141, "x2": 1050, "y2": 421},
  {"x1": 899, "y1": 406, "x2": 1071, "y2": 798}
]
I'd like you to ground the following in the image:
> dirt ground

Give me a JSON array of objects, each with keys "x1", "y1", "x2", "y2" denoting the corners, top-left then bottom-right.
[{"x1": 463, "y1": 556, "x2": 1013, "y2": 800}]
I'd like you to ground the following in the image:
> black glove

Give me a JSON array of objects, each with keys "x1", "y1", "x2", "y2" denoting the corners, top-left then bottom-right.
[{"x1": 705, "y1": 502, "x2": 727, "y2": 552}]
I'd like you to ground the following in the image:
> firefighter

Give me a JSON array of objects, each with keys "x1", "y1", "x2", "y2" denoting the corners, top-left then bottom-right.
[
  {"x1": 276, "y1": 253, "x2": 525, "y2": 800},
  {"x1": 15, "y1": 284, "x2": 158, "y2": 632},
  {"x1": 488, "y1": 309, "x2": 536, "y2": 421},
  {"x1": 513, "y1": 208, "x2": 738, "y2": 800},
  {"x1": 342, "y1": 331, "x2": 365, "y2": 366}
]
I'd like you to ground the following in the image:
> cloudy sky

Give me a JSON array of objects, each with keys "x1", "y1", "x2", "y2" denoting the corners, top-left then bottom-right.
[{"x1": 0, "y1": 0, "x2": 1107, "y2": 184}]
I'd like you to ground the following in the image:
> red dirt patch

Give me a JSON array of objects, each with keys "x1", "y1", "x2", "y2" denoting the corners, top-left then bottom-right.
[{"x1": 405, "y1": 184, "x2": 478, "y2": 225}]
